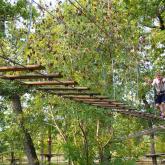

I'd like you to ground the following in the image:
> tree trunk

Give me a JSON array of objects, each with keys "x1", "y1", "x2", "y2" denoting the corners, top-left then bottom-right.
[
  {"x1": 96, "y1": 120, "x2": 111, "y2": 165},
  {"x1": 78, "y1": 121, "x2": 89, "y2": 165},
  {"x1": 0, "y1": 19, "x2": 5, "y2": 37},
  {"x1": 98, "y1": 146, "x2": 111, "y2": 165},
  {"x1": 11, "y1": 95, "x2": 39, "y2": 165},
  {"x1": 40, "y1": 135, "x2": 44, "y2": 165},
  {"x1": 10, "y1": 151, "x2": 16, "y2": 165}
]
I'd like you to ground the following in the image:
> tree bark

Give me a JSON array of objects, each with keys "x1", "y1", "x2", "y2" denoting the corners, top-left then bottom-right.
[
  {"x1": 78, "y1": 121, "x2": 89, "y2": 165},
  {"x1": 157, "y1": 14, "x2": 165, "y2": 30},
  {"x1": 98, "y1": 144, "x2": 111, "y2": 165},
  {"x1": 0, "y1": 19, "x2": 5, "y2": 37},
  {"x1": 11, "y1": 95, "x2": 39, "y2": 165},
  {"x1": 10, "y1": 151, "x2": 16, "y2": 165}
]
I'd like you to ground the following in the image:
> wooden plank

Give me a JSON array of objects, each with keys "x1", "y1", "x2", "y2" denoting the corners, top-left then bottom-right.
[
  {"x1": 105, "y1": 107, "x2": 163, "y2": 120},
  {"x1": 38, "y1": 87, "x2": 89, "y2": 90},
  {"x1": 52, "y1": 92, "x2": 100, "y2": 96},
  {"x1": 24, "y1": 80, "x2": 77, "y2": 86},
  {"x1": 0, "y1": 65, "x2": 44, "y2": 72},
  {"x1": 73, "y1": 98, "x2": 125, "y2": 104},
  {"x1": 0, "y1": 73, "x2": 62, "y2": 79},
  {"x1": 75, "y1": 101, "x2": 110, "y2": 104},
  {"x1": 91, "y1": 103, "x2": 127, "y2": 109},
  {"x1": 69, "y1": 98, "x2": 163, "y2": 120},
  {"x1": 85, "y1": 100, "x2": 124, "y2": 107},
  {"x1": 73, "y1": 98, "x2": 103, "y2": 102},
  {"x1": 62, "y1": 95, "x2": 108, "y2": 99},
  {"x1": 146, "y1": 153, "x2": 165, "y2": 157}
]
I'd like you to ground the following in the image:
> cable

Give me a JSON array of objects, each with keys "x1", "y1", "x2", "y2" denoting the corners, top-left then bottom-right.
[
  {"x1": 136, "y1": 61, "x2": 139, "y2": 102},
  {"x1": 32, "y1": 0, "x2": 56, "y2": 19},
  {"x1": 0, "y1": 44, "x2": 68, "y2": 84},
  {"x1": 0, "y1": 1, "x2": 94, "y2": 90},
  {"x1": 32, "y1": 0, "x2": 84, "y2": 37},
  {"x1": 68, "y1": 0, "x2": 109, "y2": 37},
  {"x1": 0, "y1": 44, "x2": 80, "y2": 89},
  {"x1": 33, "y1": 0, "x2": 110, "y2": 41}
]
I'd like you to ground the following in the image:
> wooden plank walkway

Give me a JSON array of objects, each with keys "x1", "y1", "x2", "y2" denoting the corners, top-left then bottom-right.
[{"x1": 0, "y1": 65, "x2": 165, "y2": 122}]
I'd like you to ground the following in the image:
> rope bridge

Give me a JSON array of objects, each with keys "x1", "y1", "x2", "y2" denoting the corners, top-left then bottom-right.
[{"x1": 0, "y1": 64, "x2": 164, "y2": 122}]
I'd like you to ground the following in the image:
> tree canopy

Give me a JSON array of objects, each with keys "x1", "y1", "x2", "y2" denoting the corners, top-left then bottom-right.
[{"x1": 0, "y1": 0, "x2": 164, "y2": 164}]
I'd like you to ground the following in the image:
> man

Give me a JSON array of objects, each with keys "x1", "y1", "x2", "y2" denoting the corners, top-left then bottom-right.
[{"x1": 147, "y1": 72, "x2": 165, "y2": 118}]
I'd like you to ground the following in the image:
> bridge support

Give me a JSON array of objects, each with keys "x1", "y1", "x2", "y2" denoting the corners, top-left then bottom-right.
[{"x1": 149, "y1": 121, "x2": 157, "y2": 165}]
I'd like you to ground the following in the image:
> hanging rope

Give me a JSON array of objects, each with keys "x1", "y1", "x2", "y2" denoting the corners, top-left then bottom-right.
[
  {"x1": 112, "y1": 58, "x2": 115, "y2": 99},
  {"x1": 136, "y1": 61, "x2": 140, "y2": 103}
]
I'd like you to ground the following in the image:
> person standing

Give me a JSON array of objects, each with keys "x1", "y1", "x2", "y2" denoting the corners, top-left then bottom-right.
[{"x1": 146, "y1": 72, "x2": 165, "y2": 118}]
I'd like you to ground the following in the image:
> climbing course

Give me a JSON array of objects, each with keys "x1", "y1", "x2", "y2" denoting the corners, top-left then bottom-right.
[
  {"x1": 0, "y1": 64, "x2": 164, "y2": 122},
  {"x1": 0, "y1": 0, "x2": 165, "y2": 165}
]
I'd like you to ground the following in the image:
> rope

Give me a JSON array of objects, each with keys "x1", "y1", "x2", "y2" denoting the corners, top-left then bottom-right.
[
  {"x1": 112, "y1": 59, "x2": 115, "y2": 99},
  {"x1": 136, "y1": 61, "x2": 139, "y2": 103},
  {"x1": 32, "y1": 0, "x2": 84, "y2": 37}
]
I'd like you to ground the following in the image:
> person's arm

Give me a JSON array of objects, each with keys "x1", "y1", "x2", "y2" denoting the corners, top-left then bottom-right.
[
  {"x1": 151, "y1": 79, "x2": 155, "y2": 86},
  {"x1": 144, "y1": 78, "x2": 153, "y2": 85}
]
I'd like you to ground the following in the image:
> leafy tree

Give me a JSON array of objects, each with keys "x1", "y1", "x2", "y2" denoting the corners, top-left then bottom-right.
[{"x1": 0, "y1": 0, "x2": 164, "y2": 164}]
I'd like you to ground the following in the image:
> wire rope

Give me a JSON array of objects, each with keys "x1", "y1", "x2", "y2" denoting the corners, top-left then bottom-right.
[
  {"x1": 0, "y1": 0, "x2": 107, "y2": 89},
  {"x1": 0, "y1": 45, "x2": 78, "y2": 88},
  {"x1": 68, "y1": 0, "x2": 109, "y2": 37},
  {"x1": 112, "y1": 59, "x2": 115, "y2": 99}
]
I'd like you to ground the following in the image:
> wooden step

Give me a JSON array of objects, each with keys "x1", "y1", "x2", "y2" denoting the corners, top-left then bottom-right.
[
  {"x1": 38, "y1": 87, "x2": 89, "y2": 90},
  {"x1": 52, "y1": 92, "x2": 100, "y2": 96},
  {"x1": 63, "y1": 95, "x2": 108, "y2": 99},
  {"x1": 24, "y1": 80, "x2": 77, "y2": 86},
  {"x1": 0, "y1": 65, "x2": 44, "y2": 72},
  {"x1": 0, "y1": 73, "x2": 62, "y2": 79}
]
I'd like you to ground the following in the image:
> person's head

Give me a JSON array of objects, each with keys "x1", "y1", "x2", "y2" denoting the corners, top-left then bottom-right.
[{"x1": 155, "y1": 72, "x2": 163, "y2": 80}]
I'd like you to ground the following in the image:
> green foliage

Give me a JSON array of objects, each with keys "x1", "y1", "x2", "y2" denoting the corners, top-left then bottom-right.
[
  {"x1": 111, "y1": 158, "x2": 136, "y2": 165},
  {"x1": 0, "y1": 0, "x2": 38, "y2": 19},
  {"x1": 0, "y1": 0, "x2": 165, "y2": 163},
  {"x1": 0, "y1": 0, "x2": 38, "y2": 37},
  {"x1": 0, "y1": 79, "x2": 29, "y2": 97}
]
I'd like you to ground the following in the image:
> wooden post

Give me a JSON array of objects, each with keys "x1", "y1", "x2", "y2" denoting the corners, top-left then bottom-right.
[
  {"x1": 148, "y1": 121, "x2": 157, "y2": 165},
  {"x1": 11, "y1": 95, "x2": 39, "y2": 165},
  {"x1": 47, "y1": 127, "x2": 52, "y2": 165},
  {"x1": 40, "y1": 134, "x2": 44, "y2": 165}
]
